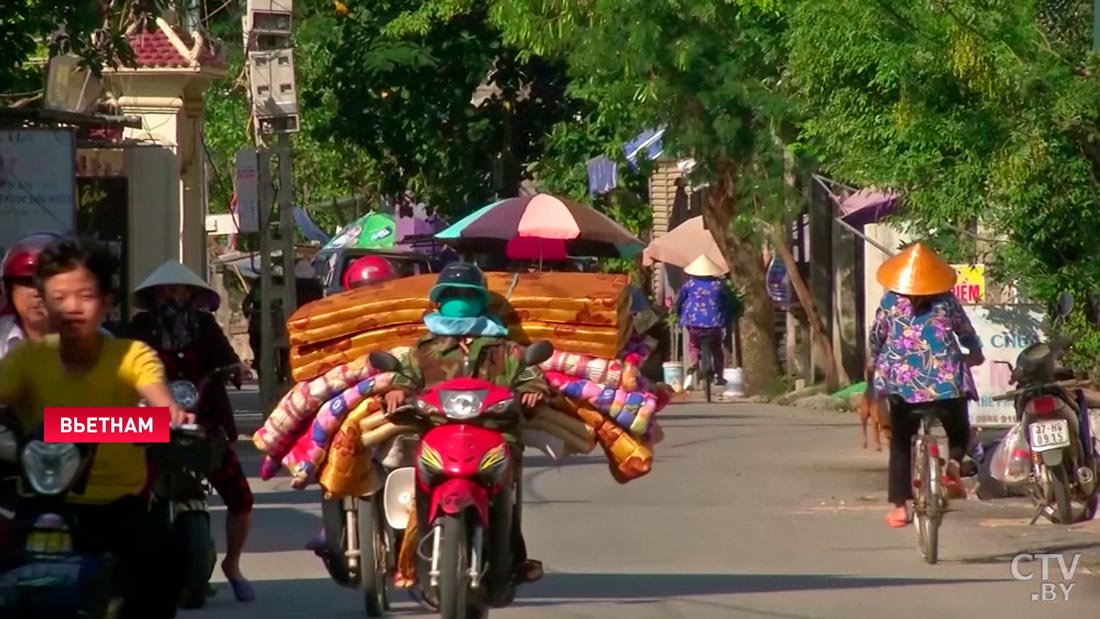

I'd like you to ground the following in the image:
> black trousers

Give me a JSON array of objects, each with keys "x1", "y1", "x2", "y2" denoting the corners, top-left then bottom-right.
[
  {"x1": 888, "y1": 397, "x2": 971, "y2": 505},
  {"x1": 71, "y1": 495, "x2": 179, "y2": 619}
]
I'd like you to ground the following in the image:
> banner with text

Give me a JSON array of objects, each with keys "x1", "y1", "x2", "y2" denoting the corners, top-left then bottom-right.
[
  {"x1": 952, "y1": 264, "x2": 986, "y2": 304},
  {"x1": 965, "y1": 305, "x2": 1045, "y2": 428}
]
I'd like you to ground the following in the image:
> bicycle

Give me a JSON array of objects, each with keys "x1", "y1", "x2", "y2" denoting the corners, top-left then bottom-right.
[
  {"x1": 695, "y1": 331, "x2": 717, "y2": 403},
  {"x1": 911, "y1": 408, "x2": 948, "y2": 564}
]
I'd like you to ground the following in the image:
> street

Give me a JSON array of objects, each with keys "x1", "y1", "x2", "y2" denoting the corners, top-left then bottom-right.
[{"x1": 203, "y1": 396, "x2": 1100, "y2": 618}]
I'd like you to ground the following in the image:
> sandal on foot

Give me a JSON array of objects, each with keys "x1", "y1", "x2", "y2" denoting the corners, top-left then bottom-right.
[
  {"x1": 514, "y1": 559, "x2": 543, "y2": 583},
  {"x1": 227, "y1": 577, "x2": 256, "y2": 602},
  {"x1": 885, "y1": 506, "x2": 909, "y2": 528}
]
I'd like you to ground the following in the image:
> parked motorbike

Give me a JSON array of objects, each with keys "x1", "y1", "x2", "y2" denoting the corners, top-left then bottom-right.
[
  {"x1": 147, "y1": 364, "x2": 238, "y2": 609},
  {"x1": 993, "y1": 293, "x2": 1099, "y2": 524},
  {"x1": 0, "y1": 415, "x2": 123, "y2": 618},
  {"x1": 368, "y1": 340, "x2": 554, "y2": 619}
]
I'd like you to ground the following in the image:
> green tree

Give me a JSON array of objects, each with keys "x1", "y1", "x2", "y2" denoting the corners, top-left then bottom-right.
[
  {"x1": 786, "y1": 0, "x2": 1100, "y2": 368},
  {"x1": 0, "y1": 1, "x2": 169, "y2": 99},
  {"x1": 486, "y1": 0, "x2": 827, "y2": 393},
  {"x1": 202, "y1": 2, "x2": 383, "y2": 237}
]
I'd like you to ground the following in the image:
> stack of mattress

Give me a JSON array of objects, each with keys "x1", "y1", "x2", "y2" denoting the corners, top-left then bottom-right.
[
  {"x1": 287, "y1": 272, "x2": 632, "y2": 382},
  {"x1": 256, "y1": 271, "x2": 670, "y2": 490}
]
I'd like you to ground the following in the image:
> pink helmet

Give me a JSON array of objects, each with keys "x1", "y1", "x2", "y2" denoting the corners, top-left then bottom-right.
[
  {"x1": 2, "y1": 232, "x2": 61, "y2": 286},
  {"x1": 343, "y1": 256, "x2": 399, "y2": 289}
]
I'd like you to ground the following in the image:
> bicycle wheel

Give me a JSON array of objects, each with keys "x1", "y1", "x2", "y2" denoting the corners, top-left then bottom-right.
[{"x1": 918, "y1": 434, "x2": 941, "y2": 564}]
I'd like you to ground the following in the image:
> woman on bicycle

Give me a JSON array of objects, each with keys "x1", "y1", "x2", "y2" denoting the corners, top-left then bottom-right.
[
  {"x1": 676, "y1": 254, "x2": 733, "y2": 386},
  {"x1": 868, "y1": 243, "x2": 984, "y2": 528}
]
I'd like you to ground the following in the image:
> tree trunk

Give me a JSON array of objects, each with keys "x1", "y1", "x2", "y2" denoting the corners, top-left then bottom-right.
[
  {"x1": 768, "y1": 222, "x2": 840, "y2": 392},
  {"x1": 701, "y1": 161, "x2": 782, "y2": 396}
]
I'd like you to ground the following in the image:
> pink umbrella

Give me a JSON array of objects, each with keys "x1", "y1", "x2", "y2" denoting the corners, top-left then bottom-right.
[
  {"x1": 505, "y1": 237, "x2": 568, "y2": 261},
  {"x1": 643, "y1": 216, "x2": 728, "y2": 271}
]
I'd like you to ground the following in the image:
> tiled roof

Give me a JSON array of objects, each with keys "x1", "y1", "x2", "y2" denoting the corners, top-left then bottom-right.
[{"x1": 126, "y1": 23, "x2": 227, "y2": 70}]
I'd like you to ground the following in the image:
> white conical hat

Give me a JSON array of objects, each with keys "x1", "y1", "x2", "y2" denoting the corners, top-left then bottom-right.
[
  {"x1": 132, "y1": 260, "x2": 221, "y2": 311},
  {"x1": 684, "y1": 254, "x2": 727, "y2": 277}
]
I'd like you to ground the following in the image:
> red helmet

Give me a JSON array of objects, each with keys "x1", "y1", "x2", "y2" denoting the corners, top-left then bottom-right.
[
  {"x1": 2, "y1": 233, "x2": 61, "y2": 284},
  {"x1": 343, "y1": 256, "x2": 399, "y2": 289}
]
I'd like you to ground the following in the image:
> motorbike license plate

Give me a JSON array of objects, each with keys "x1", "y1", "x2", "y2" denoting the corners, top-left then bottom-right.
[
  {"x1": 26, "y1": 530, "x2": 73, "y2": 554},
  {"x1": 1029, "y1": 420, "x2": 1070, "y2": 452}
]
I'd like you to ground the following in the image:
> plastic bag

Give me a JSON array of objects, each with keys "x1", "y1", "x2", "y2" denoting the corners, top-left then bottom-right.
[{"x1": 989, "y1": 422, "x2": 1031, "y2": 485}]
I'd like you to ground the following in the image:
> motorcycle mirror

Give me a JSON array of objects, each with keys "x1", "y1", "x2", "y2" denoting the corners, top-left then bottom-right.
[
  {"x1": 369, "y1": 351, "x2": 402, "y2": 373},
  {"x1": 521, "y1": 340, "x2": 554, "y2": 368},
  {"x1": 1055, "y1": 292, "x2": 1074, "y2": 318}
]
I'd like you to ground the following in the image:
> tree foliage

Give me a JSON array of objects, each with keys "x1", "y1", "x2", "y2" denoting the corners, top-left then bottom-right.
[
  {"x1": 320, "y1": 0, "x2": 580, "y2": 217},
  {"x1": 0, "y1": 0, "x2": 169, "y2": 97},
  {"x1": 787, "y1": 0, "x2": 1100, "y2": 368},
  {"x1": 202, "y1": 2, "x2": 382, "y2": 236}
]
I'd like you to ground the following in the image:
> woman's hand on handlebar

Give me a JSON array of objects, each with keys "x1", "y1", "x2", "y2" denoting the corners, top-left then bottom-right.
[
  {"x1": 170, "y1": 404, "x2": 196, "y2": 426},
  {"x1": 384, "y1": 390, "x2": 407, "y2": 414},
  {"x1": 520, "y1": 392, "x2": 543, "y2": 409}
]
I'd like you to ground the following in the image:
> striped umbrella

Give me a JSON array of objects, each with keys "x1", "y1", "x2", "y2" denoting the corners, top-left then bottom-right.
[{"x1": 435, "y1": 194, "x2": 644, "y2": 258}]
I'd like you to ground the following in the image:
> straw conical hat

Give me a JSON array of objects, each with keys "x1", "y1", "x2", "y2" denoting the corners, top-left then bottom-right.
[
  {"x1": 876, "y1": 243, "x2": 957, "y2": 296},
  {"x1": 132, "y1": 260, "x2": 221, "y2": 311},
  {"x1": 684, "y1": 254, "x2": 727, "y2": 277}
]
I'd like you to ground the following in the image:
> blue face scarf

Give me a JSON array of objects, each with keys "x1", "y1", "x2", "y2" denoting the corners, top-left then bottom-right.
[
  {"x1": 426, "y1": 292, "x2": 507, "y2": 337},
  {"x1": 439, "y1": 296, "x2": 485, "y2": 319}
]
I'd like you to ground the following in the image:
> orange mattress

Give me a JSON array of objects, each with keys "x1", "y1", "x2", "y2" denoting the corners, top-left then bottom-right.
[
  {"x1": 290, "y1": 321, "x2": 625, "y2": 382},
  {"x1": 288, "y1": 272, "x2": 629, "y2": 346}
]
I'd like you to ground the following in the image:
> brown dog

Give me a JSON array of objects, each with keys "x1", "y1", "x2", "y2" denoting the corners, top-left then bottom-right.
[{"x1": 860, "y1": 382, "x2": 891, "y2": 451}]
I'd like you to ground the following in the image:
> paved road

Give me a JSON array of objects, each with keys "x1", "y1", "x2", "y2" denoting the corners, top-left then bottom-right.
[{"x1": 199, "y1": 396, "x2": 1100, "y2": 618}]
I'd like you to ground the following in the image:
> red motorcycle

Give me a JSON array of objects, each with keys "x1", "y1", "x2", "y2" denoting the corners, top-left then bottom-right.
[{"x1": 369, "y1": 340, "x2": 552, "y2": 619}]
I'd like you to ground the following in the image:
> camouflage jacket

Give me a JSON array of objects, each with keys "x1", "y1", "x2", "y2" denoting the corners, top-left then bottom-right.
[{"x1": 393, "y1": 334, "x2": 551, "y2": 397}]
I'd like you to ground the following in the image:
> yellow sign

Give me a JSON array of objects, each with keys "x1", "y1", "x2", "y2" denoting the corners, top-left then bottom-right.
[{"x1": 952, "y1": 264, "x2": 985, "y2": 304}]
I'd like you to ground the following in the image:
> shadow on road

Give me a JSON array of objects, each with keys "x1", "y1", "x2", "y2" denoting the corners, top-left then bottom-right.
[{"x1": 513, "y1": 571, "x2": 1002, "y2": 600}]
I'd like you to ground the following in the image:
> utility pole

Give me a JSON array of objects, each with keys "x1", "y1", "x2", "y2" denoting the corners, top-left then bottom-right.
[{"x1": 244, "y1": 0, "x2": 301, "y2": 414}]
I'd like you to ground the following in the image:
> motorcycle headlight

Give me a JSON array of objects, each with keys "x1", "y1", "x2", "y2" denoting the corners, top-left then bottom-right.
[
  {"x1": 21, "y1": 441, "x2": 83, "y2": 496},
  {"x1": 484, "y1": 398, "x2": 515, "y2": 416},
  {"x1": 439, "y1": 390, "x2": 486, "y2": 421},
  {"x1": 170, "y1": 380, "x2": 200, "y2": 410}
]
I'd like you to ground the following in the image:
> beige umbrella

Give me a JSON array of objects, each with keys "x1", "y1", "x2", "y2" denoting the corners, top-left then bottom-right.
[{"x1": 642, "y1": 216, "x2": 728, "y2": 271}]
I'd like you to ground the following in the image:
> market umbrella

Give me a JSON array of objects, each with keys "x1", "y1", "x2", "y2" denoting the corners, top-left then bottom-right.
[
  {"x1": 642, "y1": 215, "x2": 728, "y2": 271},
  {"x1": 838, "y1": 188, "x2": 899, "y2": 227},
  {"x1": 436, "y1": 194, "x2": 644, "y2": 259},
  {"x1": 323, "y1": 213, "x2": 397, "y2": 250}
]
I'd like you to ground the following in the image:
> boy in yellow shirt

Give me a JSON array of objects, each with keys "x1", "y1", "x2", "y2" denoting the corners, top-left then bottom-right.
[{"x1": 0, "y1": 239, "x2": 188, "y2": 619}]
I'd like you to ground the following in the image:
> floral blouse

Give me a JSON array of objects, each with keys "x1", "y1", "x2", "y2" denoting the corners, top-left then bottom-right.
[
  {"x1": 869, "y1": 291, "x2": 982, "y2": 404},
  {"x1": 675, "y1": 276, "x2": 733, "y2": 330}
]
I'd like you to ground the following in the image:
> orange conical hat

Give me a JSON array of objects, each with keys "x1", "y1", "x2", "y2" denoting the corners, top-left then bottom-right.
[{"x1": 876, "y1": 243, "x2": 957, "y2": 296}]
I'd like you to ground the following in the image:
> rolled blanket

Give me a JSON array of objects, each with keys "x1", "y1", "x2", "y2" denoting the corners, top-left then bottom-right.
[
  {"x1": 277, "y1": 428, "x2": 326, "y2": 488},
  {"x1": 309, "y1": 373, "x2": 396, "y2": 456},
  {"x1": 319, "y1": 396, "x2": 386, "y2": 498},
  {"x1": 254, "y1": 356, "x2": 377, "y2": 458},
  {"x1": 529, "y1": 404, "x2": 594, "y2": 440},
  {"x1": 544, "y1": 371, "x2": 661, "y2": 437},
  {"x1": 360, "y1": 420, "x2": 419, "y2": 449},
  {"x1": 540, "y1": 351, "x2": 625, "y2": 389},
  {"x1": 554, "y1": 396, "x2": 653, "y2": 483}
]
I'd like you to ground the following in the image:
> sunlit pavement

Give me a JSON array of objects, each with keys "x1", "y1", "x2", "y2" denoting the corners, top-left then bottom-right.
[{"x1": 195, "y1": 397, "x2": 1100, "y2": 618}]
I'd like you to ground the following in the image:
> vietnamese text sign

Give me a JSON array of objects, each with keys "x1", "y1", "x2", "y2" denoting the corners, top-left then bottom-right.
[
  {"x1": 0, "y1": 129, "x2": 76, "y2": 249},
  {"x1": 953, "y1": 264, "x2": 986, "y2": 304},
  {"x1": 234, "y1": 148, "x2": 259, "y2": 233},
  {"x1": 966, "y1": 304, "x2": 1045, "y2": 427}
]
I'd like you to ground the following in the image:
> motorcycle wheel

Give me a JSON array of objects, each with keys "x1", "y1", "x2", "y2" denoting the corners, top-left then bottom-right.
[
  {"x1": 176, "y1": 511, "x2": 214, "y2": 609},
  {"x1": 438, "y1": 513, "x2": 486, "y2": 619},
  {"x1": 1049, "y1": 465, "x2": 1074, "y2": 524},
  {"x1": 358, "y1": 496, "x2": 389, "y2": 617}
]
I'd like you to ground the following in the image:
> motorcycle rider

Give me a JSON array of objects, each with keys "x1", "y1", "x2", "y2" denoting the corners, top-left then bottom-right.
[
  {"x1": 383, "y1": 261, "x2": 550, "y2": 586},
  {"x1": 0, "y1": 233, "x2": 62, "y2": 356},
  {"x1": 0, "y1": 237, "x2": 188, "y2": 619},
  {"x1": 125, "y1": 259, "x2": 257, "y2": 602},
  {"x1": 306, "y1": 255, "x2": 401, "y2": 560},
  {"x1": 868, "y1": 243, "x2": 984, "y2": 528}
]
